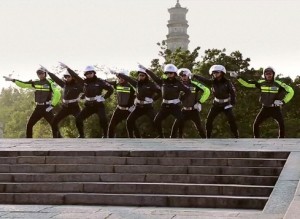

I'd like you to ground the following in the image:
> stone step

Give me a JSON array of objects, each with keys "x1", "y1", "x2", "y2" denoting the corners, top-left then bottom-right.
[
  {"x1": 0, "y1": 151, "x2": 290, "y2": 159},
  {"x1": 0, "y1": 182, "x2": 273, "y2": 196},
  {"x1": 0, "y1": 156, "x2": 286, "y2": 167},
  {"x1": 0, "y1": 164, "x2": 283, "y2": 176},
  {"x1": 0, "y1": 173, "x2": 278, "y2": 185},
  {"x1": 0, "y1": 193, "x2": 268, "y2": 209}
]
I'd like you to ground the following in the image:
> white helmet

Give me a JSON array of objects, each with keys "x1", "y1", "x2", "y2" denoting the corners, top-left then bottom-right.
[
  {"x1": 137, "y1": 67, "x2": 147, "y2": 74},
  {"x1": 264, "y1": 66, "x2": 275, "y2": 74},
  {"x1": 209, "y1": 65, "x2": 226, "y2": 75},
  {"x1": 36, "y1": 67, "x2": 47, "y2": 74},
  {"x1": 164, "y1": 64, "x2": 178, "y2": 73},
  {"x1": 117, "y1": 70, "x2": 129, "y2": 76},
  {"x1": 63, "y1": 70, "x2": 71, "y2": 77},
  {"x1": 84, "y1": 65, "x2": 96, "y2": 73},
  {"x1": 177, "y1": 68, "x2": 192, "y2": 78}
]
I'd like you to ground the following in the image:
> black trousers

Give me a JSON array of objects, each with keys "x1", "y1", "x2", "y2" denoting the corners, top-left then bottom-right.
[
  {"x1": 206, "y1": 105, "x2": 239, "y2": 138},
  {"x1": 126, "y1": 105, "x2": 155, "y2": 138},
  {"x1": 52, "y1": 103, "x2": 81, "y2": 138},
  {"x1": 253, "y1": 106, "x2": 285, "y2": 138},
  {"x1": 154, "y1": 104, "x2": 183, "y2": 138},
  {"x1": 26, "y1": 105, "x2": 55, "y2": 138},
  {"x1": 76, "y1": 102, "x2": 108, "y2": 138},
  {"x1": 108, "y1": 107, "x2": 140, "y2": 138},
  {"x1": 171, "y1": 109, "x2": 206, "y2": 138}
]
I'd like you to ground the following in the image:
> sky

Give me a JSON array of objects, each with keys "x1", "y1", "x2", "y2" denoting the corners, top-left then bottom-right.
[{"x1": 0, "y1": 0, "x2": 300, "y2": 90}]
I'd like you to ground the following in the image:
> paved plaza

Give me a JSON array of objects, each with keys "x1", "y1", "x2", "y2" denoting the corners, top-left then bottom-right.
[{"x1": 0, "y1": 138, "x2": 299, "y2": 218}]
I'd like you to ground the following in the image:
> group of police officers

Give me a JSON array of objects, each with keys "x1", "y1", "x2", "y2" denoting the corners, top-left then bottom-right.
[{"x1": 3, "y1": 62, "x2": 294, "y2": 138}]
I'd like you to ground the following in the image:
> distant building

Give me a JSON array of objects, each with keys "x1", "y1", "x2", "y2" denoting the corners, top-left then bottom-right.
[{"x1": 166, "y1": 0, "x2": 190, "y2": 51}]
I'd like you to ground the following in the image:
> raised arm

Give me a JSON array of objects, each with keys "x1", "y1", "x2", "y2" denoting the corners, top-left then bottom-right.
[
  {"x1": 192, "y1": 74, "x2": 213, "y2": 86},
  {"x1": 67, "y1": 68, "x2": 84, "y2": 84},
  {"x1": 191, "y1": 80, "x2": 211, "y2": 103},
  {"x1": 145, "y1": 69, "x2": 162, "y2": 86},
  {"x1": 117, "y1": 74, "x2": 137, "y2": 87},
  {"x1": 14, "y1": 80, "x2": 35, "y2": 89},
  {"x1": 237, "y1": 77, "x2": 259, "y2": 88},
  {"x1": 48, "y1": 72, "x2": 65, "y2": 88}
]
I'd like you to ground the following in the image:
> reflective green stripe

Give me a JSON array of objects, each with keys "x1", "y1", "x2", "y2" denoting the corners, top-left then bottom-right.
[
  {"x1": 237, "y1": 78, "x2": 256, "y2": 88},
  {"x1": 116, "y1": 86, "x2": 131, "y2": 93},
  {"x1": 260, "y1": 86, "x2": 279, "y2": 93},
  {"x1": 191, "y1": 80, "x2": 210, "y2": 103},
  {"x1": 35, "y1": 88, "x2": 51, "y2": 91},
  {"x1": 261, "y1": 90, "x2": 278, "y2": 93},
  {"x1": 275, "y1": 80, "x2": 294, "y2": 103}
]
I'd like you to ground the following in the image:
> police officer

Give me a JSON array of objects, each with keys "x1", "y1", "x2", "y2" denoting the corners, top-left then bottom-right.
[
  {"x1": 64, "y1": 64, "x2": 113, "y2": 138},
  {"x1": 171, "y1": 68, "x2": 210, "y2": 138},
  {"x1": 140, "y1": 64, "x2": 191, "y2": 138},
  {"x1": 3, "y1": 67, "x2": 61, "y2": 138},
  {"x1": 48, "y1": 66, "x2": 83, "y2": 138},
  {"x1": 107, "y1": 70, "x2": 140, "y2": 138},
  {"x1": 231, "y1": 66, "x2": 294, "y2": 138},
  {"x1": 117, "y1": 66, "x2": 161, "y2": 138},
  {"x1": 193, "y1": 65, "x2": 239, "y2": 138}
]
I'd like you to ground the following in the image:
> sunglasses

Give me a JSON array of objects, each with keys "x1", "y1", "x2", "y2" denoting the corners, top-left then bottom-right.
[
  {"x1": 138, "y1": 74, "x2": 146, "y2": 77},
  {"x1": 84, "y1": 71, "x2": 94, "y2": 76},
  {"x1": 212, "y1": 71, "x2": 222, "y2": 74},
  {"x1": 264, "y1": 71, "x2": 273, "y2": 75},
  {"x1": 37, "y1": 71, "x2": 45, "y2": 75},
  {"x1": 165, "y1": 72, "x2": 175, "y2": 75}
]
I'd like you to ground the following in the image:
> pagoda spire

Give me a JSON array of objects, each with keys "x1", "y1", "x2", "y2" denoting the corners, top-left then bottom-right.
[{"x1": 166, "y1": 0, "x2": 189, "y2": 51}]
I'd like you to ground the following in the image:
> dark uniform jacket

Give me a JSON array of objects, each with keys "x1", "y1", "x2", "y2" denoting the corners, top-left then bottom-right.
[{"x1": 193, "y1": 74, "x2": 236, "y2": 107}]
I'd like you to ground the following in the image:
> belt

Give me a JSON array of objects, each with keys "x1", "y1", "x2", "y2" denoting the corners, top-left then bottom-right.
[
  {"x1": 63, "y1": 98, "x2": 79, "y2": 104},
  {"x1": 134, "y1": 98, "x2": 153, "y2": 105},
  {"x1": 183, "y1": 107, "x2": 194, "y2": 110},
  {"x1": 85, "y1": 95, "x2": 105, "y2": 102},
  {"x1": 214, "y1": 97, "x2": 230, "y2": 103},
  {"x1": 117, "y1": 105, "x2": 129, "y2": 110},
  {"x1": 36, "y1": 101, "x2": 51, "y2": 105},
  {"x1": 162, "y1": 99, "x2": 180, "y2": 104}
]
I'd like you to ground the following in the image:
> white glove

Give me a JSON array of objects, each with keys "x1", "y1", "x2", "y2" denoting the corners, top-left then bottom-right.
[
  {"x1": 144, "y1": 97, "x2": 154, "y2": 103},
  {"x1": 45, "y1": 106, "x2": 53, "y2": 112},
  {"x1": 3, "y1": 76, "x2": 14, "y2": 82},
  {"x1": 96, "y1": 95, "x2": 105, "y2": 102},
  {"x1": 228, "y1": 71, "x2": 239, "y2": 78},
  {"x1": 194, "y1": 103, "x2": 202, "y2": 112},
  {"x1": 59, "y1": 62, "x2": 69, "y2": 69},
  {"x1": 128, "y1": 105, "x2": 135, "y2": 112},
  {"x1": 224, "y1": 104, "x2": 233, "y2": 110},
  {"x1": 137, "y1": 63, "x2": 147, "y2": 71},
  {"x1": 274, "y1": 100, "x2": 283, "y2": 106}
]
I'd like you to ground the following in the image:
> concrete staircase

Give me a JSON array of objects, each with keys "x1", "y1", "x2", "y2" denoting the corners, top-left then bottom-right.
[{"x1": 0, "y1": 150, "x2": 289, "y2": 209}]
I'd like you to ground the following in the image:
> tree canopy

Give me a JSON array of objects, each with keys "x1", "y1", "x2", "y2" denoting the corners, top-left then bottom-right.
[{"x1": 1, "y1": 42, "x2": 299, "y2": 138}]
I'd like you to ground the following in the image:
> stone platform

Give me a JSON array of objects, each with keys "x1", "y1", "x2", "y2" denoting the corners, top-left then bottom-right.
[{"x1": 0, "y1": 138, "x2": 299, "y2": 219}]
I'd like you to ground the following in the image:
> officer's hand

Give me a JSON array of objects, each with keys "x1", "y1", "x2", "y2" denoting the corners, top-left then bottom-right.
[
  {"x1": 274, "y1": 100, "x2": 284, "y2": 106},
  {"x1": 59, "y1": 62, "x2": 69, "y2": 69},
  {"x1": 224, "y1": 104, "x2": 233, "y2": 110},
  {"x1": 228, "y1": 71, "x2": 239, "y2": 78},
  {"x1": 137, "y1": 63, "x2": 147, "y2": 71},
  {"x1": 194, "y1": 103, "x2": 202, "y2": 112},
  {"x1": 45, "y1": 105, "x2": 53, "y2": 112},
  {"x1": 128, "y1": 105, "x2": 135, "y2": 112},
  {"x1": 3, "y1": 76, "x2": 14, "y2": 82}
]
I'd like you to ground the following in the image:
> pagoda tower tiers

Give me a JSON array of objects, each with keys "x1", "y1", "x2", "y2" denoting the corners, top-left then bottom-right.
[{"x1": 166, "y1": 0, "x2": 190, "y2": 51}]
